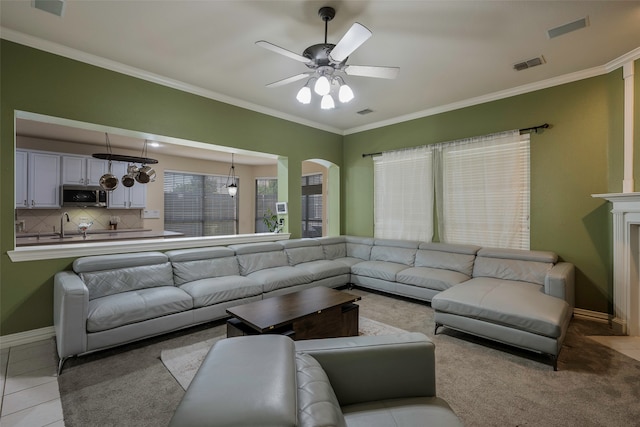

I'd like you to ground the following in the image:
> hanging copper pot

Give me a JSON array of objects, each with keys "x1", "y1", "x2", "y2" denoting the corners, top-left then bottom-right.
[{"x1": 136, "y1": 165, "x2": 156, "y2": 184}]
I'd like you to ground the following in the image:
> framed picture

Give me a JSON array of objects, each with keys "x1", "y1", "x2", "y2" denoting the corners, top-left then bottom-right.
[{"x1": 275, "y1": 202, "x2": 288, "y2": 215}]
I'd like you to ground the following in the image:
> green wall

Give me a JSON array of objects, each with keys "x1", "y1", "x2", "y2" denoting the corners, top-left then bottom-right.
[
  {"x1": 0, "y1": 40, "x2": 342, "y2": 335},
  {"x1": 343, "y1": 68, "x2": 634, "y2": 314},
  {"x1": 0, "y1": 39, "x2": 635, "y2": 336}
]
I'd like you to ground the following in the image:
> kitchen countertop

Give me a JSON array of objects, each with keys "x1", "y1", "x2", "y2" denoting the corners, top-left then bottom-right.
[{"x1": 16, "y1": 229, "x2": 184, "y2": 246}]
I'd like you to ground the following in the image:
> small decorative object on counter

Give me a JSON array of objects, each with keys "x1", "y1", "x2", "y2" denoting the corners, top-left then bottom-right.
[
  {"x1": 78, "y1": 221, "x2": 93, "y2": 238},
  {"x1": 109, "y1": 216, "x2": 120, "y2": 230}
]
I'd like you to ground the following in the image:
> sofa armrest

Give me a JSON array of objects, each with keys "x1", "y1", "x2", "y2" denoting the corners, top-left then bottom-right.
[
  {"x1": 53, "y1": 271, "x2": 89, "y2": 360},
  {"x1": 544, "y1": 262, "x2": 575, "y2": 307},
  {"x1": 295, "y1": 332, "x2": 436, "y2": 406}
]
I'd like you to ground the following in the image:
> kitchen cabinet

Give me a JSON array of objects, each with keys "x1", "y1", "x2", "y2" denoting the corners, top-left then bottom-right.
[
  {"x1": 16, "y1": 149, "x2": 61, "y2": 208},
  {"x1": 107, "y1": 161, "x2": 147, "y2": 209},
  {"x1": 62, "y1": 155, "x2": 107, "y2": 186}
]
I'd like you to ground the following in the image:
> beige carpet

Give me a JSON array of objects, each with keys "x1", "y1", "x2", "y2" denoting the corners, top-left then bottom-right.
[{"x1": 160, "y1": 316, "x2": 406, "y2": 390}]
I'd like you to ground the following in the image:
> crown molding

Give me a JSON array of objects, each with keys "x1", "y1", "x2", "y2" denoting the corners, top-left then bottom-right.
[
  {"x1": 0, "y1": 28, "x2": 343, "y2": 135},
  {"x1": 2, "y1": 27, "x2": 638, "y2": 138}
]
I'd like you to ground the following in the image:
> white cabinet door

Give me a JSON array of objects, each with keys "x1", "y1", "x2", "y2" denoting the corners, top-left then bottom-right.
[
  {"x1": 107, "y1": 162, "x2": 128, "y2": 208},
  {"x1": 15, "y1": 150, "x2": 28, "y2": 208},
  {"x1": 129, "y1": 181, "x2": 147, "y2": 208},
  {"x1": 107, "y1": 161, "x2": 148, "y2": 209},
  {"x1": 28, "y1": 152, "x2": 61, "y2": 208},
  {"x1": 86, "y1": 158, "x2": 108, "y2": 186},
  {"x1": 62, "y1": 155, "x2": 86, "y2": 185}
]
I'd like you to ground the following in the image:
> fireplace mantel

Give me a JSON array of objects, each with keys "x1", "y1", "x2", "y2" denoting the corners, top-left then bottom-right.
[{"x1": 593, "y1": 192, "x2": 640, "y2": 336}]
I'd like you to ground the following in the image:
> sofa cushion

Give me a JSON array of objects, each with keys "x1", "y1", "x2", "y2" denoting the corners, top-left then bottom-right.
[
  {"x1": 236, "y1": 251, "x2": 289, "y2": 276},
  {"x1": 247, "y1": 266, "x2": 313, "y2": 293},
  {"x1": 285, "y1": 245, "x2": 326, "y2": 266},
  {"x1": 73, "y1": 251, "x2": 168, "y2": 273},
  {"x1": 431, "y1": 277, "x2": 571, "y2": 338},
  {"x1": 87, "y1": 286, "x2": 192, "y2": 332},
  {"x1": 345, "y1": 236, "x2": 374, "y2": 260},
  {"x1": 342, "y1": 397, "x2": 463, "y2": 427},
  {"x1": 179, "y1": 276, "x2": 262, "y2": 308},
  {"x1": 171, "y1": 257, "x2": 241, "y2": 286},
  {"x1": 370, "y1": 245, "x2": 417, "y2": 266},
  {"x1": 351, "y1": 261, "x2": 409, "y2": 282},
  {"x1": 80, "y1": 262, "x2": 174, "y2": 300},
  {"x1": 333, "y1": 257, "x2": 366, "y2": 268},
  {"x1": 396, "y1": 267, "x2": 470, "y2": 291},
  {"x1": 296, "y1": 352, "x2": 347, "y2": 427},
  {"x1": 415, "y1": 249, "x2": 476, "y2": 277},
  {"x1": 473, "y1": 252, "x2": 554, "y2": 285},
  {"x1": 318, "y1": 237, "x2": 347, "y2": 260},
  {"x1": 294, "y1": 260, "x2": 351, "y2": 281}
]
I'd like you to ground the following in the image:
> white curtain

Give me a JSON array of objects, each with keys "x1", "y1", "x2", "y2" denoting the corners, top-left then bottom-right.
[
  {"x1": 374, "y1": 146, "x2": 433, "y2": 241},
  {"x1": 434, "y1": 130, "x2": 530, "y2": 249}
]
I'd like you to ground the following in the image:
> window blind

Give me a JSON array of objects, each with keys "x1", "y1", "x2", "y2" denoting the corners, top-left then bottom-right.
[{"x1": 164, "y1": 171, "x2": 238, "y2": 237}]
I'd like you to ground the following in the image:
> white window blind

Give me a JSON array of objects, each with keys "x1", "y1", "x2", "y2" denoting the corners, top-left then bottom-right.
[
  {"x1": 255, "y1": 178, "x2": 278, "y2": 232},
  {"x1": 164, "y1": 171, "x2": 238, "y2": 237},
  {"x1": 435, "y1": 130, "x2": 530, "y2": 249},
  {"x1": 374, "y1": 146, "x2": 433, "y2": 241}
]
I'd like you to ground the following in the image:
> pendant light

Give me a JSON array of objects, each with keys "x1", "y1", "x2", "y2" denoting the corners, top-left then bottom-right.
[{"x1": 226, "y1": 153, "x2": 238, "y2": 197}]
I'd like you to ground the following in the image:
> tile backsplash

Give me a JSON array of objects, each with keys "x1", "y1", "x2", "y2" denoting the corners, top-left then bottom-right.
[{"x1": 16, "y1": 208, "x2": 143, "y2": 234}]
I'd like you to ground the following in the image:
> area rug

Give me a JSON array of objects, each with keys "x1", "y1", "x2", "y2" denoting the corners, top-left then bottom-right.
[{"x1": 160, "y1": 316, "x2": 406, "y2": 390}]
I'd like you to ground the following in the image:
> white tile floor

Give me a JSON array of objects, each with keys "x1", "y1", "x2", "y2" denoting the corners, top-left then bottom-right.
[
  {"x1": 0, "y1": 339, "x2": 64, "y2": 427},
  {"x1": 588, "y1": 335, "x2": 640, "y2": 362}
]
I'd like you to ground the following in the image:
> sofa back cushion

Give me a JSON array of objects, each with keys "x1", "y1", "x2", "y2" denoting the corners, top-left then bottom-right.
[
  {"x1": 473, "y1": 248, "x2": 557, "y2": 285},
  {"x1": 230, "y1": 242, "x2": 289, "y2": 276},
  {"x1": 280, "y1": 239, "x2": 326, "y2": 265},
  {"x1": 370, "y1": 239, "x2": 420, "y2": 266},
  {"x1": 345, "y1": 236, "x2": 374, "y2": 260},
  {"x1": 415, "y1": 243, "x2": 480, "y2": 276},
  {"x1": 74, "y1": 252, "x2": 173, "y2": 300},
  {"x1": 317, "y1": 237, "x2": 347, "y2": 260},
  {"x1": 296, "y1": 353, "x2": 347, "y2": 427},
  {"x1": 167, "y1": 247, "x2": 240, "y2": 285}
]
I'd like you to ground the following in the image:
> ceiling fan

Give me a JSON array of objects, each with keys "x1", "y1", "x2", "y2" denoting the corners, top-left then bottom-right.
[{"x1": 256, "y1": 6, "x2": 399, "y2": 109}]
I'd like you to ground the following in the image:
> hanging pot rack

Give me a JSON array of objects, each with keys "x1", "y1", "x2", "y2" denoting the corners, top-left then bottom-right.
[{"x1": 92, "y1": 133, "x2": 159, "y2": 164}]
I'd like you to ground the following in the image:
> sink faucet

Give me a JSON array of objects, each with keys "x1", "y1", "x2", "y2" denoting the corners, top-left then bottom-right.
[{"x1": 60, "y1": 212, "x2": 70, "y2": 238}]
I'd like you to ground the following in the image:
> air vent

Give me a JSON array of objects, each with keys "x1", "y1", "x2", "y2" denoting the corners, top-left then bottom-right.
[
  {"x1": 513, "y1": 56, "x2": 546, "y2": 71},
  {"x1": 31, "y1": 0, "x2": 65, "y2": 17},
  {"x1": 357, "y1": 108, "x2": 374, "y2": 115},
  {"x1": 547, "y1": 17, "x2": 589, "y2": 39}
]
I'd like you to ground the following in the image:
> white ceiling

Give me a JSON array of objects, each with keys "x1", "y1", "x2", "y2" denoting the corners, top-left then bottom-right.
[{"x1": 2, "y1": 1, "x2": 640, "y2": 136}]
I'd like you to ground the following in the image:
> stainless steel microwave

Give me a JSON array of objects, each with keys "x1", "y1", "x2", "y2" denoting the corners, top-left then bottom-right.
[{"x1": 61, "y1": 185, "x2": 107, "y2": 207}]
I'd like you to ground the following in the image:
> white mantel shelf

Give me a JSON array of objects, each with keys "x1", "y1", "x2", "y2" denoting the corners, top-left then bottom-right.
[{"x1": 592, "y1": 192, "x2": 640, "y2": 336}]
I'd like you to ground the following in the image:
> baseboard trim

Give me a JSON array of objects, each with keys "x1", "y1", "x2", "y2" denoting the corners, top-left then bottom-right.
[
  {"x1": 0, "y1": 326, "x2": 55, "y2": 350},
  {"x1": 573, "y1": 308, "x2": 611, "y2": 324}
]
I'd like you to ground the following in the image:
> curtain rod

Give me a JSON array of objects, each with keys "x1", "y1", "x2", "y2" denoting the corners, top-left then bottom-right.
[{"x1": 362, "y1": 123, "x2": 550, "y2": 158}]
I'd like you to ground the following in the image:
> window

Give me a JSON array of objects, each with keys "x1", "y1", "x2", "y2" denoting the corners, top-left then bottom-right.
[
  {"x1": 255, "y1": 178, "x2": 278, "y2": 232},
  {"x1": 301, "y1": 174, "x2": 323, "y2": 237},
  {"x1": 373, "y1": 130, "x2": 530, "y2": 250},
  {"x1": 164, "y1": 171, "x2": 238, "y2": 237},
  {"x1": 436, "y1": 131, "x2": 530, "y2": 249},
  {"x1": 374, "y1": 146, "x2": 434, "y2": 241}
]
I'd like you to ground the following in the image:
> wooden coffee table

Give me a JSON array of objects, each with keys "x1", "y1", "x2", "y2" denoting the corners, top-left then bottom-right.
[{"x1": 226, "y1": 287, "x2": 361, "y2": 340}]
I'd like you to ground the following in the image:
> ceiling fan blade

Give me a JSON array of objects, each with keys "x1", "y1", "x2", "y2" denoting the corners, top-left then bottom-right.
[
  {"x1": 265, "y1": 73, "x2": 312, "y2": 88},
  {"x1": 344, "y1": 65, "x2": 400, "y2": 79},
  {"x1": 329, "y1": 23, "x2": 372, "y2": 63},
  {"x1": 256, "y1": 41, "x2": 311, "y2": 64}
]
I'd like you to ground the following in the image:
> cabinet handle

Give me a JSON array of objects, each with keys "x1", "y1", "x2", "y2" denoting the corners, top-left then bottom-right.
[
  {"x1": 31, "y1": 200, "x2": 35, "y2": 207},
  {"x1": 23, "y1": 200, "x2": 27, "y2": 207}
]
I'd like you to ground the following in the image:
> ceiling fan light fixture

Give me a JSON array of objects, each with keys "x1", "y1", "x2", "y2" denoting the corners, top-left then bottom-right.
[
  {"x1": 321, "y1": 94, "x2": 335, "y2": 110},
  {"x1": 296, "y1": 85, "x2": 312, "y2": 104},
  {"x1": 314, "y1": 75, "x2": 331, "y2": 96},
  {"x1": 338, "y1": 82, "x2": 354, "y2": 103}
]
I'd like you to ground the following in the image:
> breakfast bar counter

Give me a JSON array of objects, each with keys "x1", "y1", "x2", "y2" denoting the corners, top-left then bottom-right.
[{"x1": 16, "y1": 229, "x2": 184, "y2": 247}]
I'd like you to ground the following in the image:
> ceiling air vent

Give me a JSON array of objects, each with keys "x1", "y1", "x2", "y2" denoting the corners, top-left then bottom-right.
[
  {"x1": 31, "y1": 0, "x2": 65, "y2": 17},
  {"x1": 513, "y1": 56, "x2": 546, "y2": 71},
  {"x1": 547, "y1": 17, "x2": 589, "y2": 39},
  {"x1": 357, "y1": 108, "x2": 374, "y2": 115}
]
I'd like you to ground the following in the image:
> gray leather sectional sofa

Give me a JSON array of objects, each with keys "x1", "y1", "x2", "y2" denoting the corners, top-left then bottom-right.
[
  {"x1": 53, "y1": 235, "x2": 574, "y2": 373},
  {"x1": 170, "y1": 333, "x2": 464, "y2": 427}
]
